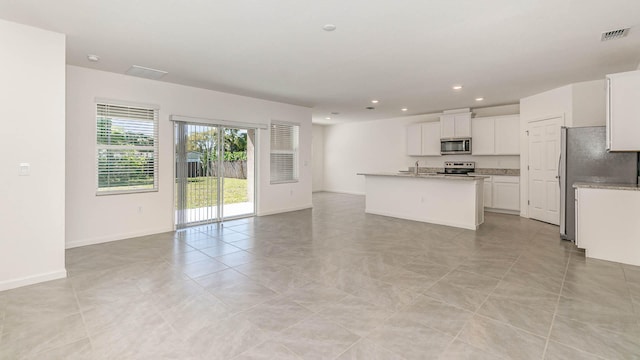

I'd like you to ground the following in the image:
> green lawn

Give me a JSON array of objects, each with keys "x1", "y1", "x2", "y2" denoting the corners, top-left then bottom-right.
[{"x1": 182, "y1": 177, "x2": 248, "y2": 209}]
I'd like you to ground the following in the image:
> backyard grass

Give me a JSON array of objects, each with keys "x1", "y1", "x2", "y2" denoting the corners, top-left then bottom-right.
[{"x1": 181, "y1": 177, "x2": 248, "y2": 209}]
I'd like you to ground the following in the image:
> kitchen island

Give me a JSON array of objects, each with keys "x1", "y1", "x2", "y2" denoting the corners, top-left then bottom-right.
[{"x1": 358, "y1": 173, "x2": 487, "y2": 230}]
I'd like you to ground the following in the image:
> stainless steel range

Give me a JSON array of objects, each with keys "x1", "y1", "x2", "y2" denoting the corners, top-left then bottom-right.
[{"x1": 438, "y1": 161, "x2": 475, "y2": 175}]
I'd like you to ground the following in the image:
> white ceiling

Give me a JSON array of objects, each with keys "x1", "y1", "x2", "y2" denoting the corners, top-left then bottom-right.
[{"x1": 1, "y1": 0, "x2": 639, "y2": 124}]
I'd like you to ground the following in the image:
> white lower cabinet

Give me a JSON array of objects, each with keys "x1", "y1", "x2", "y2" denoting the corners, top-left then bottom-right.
[
  {"x1": 575, "y1": 187, "x2": 640, "y2": 266},
  {"x1": 484, "y1": 175, "x2": 520, "y2": 213}
]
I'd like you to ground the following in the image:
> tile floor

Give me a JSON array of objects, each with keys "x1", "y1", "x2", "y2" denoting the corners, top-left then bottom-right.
[{"x1": 1, "y1": 192, "x2": 640, "y2": 359}]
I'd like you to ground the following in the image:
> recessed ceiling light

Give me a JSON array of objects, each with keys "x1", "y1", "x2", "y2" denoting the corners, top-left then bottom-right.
[
  {"x1": 325, "y1": 117, "x2": 331, "y2": 120},
  {"x1": 87, "y1": 54, "x2": 100, "y2": 62},
  {"x1": 322, "y1": 24, "x2": 337, "y2": 32},
  {"x1": 475, "y1": 97, "x2": 484, "y2": 101},
  {"x1": 331, "y1": 112, "x2": 340, "y2": 115},
  {"x1": 365, "y1": 106, "x2": 375, "y2": 110},
  {"x1": 401, "y1": 108, "x2": 408, "y2": 112},
  {"x1": 452, "y1": 85, "x2": 463, "y2": 90},
  {"x1": 371, "y1": 100, "x2": 379, "y2": 104}
]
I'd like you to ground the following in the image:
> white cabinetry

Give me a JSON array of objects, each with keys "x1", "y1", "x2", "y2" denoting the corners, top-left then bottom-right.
[
  {"x1": 472, "y1": 115, "x2": 520, "y2": 155},
  {"x1": 484, "y1": 175, "x2": 520, "y2": 213},
  {"x1": 407, "y1": 123, "x2": 422, "y2": 155},
  {"x1": 606, "y1": 70, "x2": 640, "y2": 151},
  {"x1": 575, "y1": 187, "x2": 640, "y2": 266},
  {"x1": 407, "y1": 122, "x2": 441, "y2": 156},
  {"x1": 483, "y1": 176, "x2": 493, "y2": 208},
  {"x1": 440, "y1": 112, "x2": 471, "y2": 138}
]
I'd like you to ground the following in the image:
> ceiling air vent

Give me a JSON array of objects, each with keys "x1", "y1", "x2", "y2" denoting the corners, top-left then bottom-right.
[
  {"x1": 125, "y1": 65, "x2": 168, "y2": 80},
  {"x1": 601, "y1": 28, "x2": 630, "y2": 41}
]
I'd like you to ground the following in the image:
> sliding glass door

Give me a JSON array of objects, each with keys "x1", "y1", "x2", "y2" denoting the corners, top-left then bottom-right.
[{"x1": 175, "y1": 122, "x2": 255, "y2": 228}]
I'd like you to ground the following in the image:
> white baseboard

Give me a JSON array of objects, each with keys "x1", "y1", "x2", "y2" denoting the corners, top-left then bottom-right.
[
  {"x1": 66, "y1": 226, "x2": 174, "y2": 249},
  {"x1": 258, "y1": 204, "x2": 313, "y2": 216},
  {"x1": 0, "y1": 269, "x2": 67, "y2": 292},
  {"x1": 321, "y1": 189, "x2": 365, "y2": 196}
]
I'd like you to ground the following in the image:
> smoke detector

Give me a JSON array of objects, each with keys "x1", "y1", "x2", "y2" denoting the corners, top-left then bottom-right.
[
  {"x1": 601, "y1": 28, "x2": 630, "y2": 41},
  {"x1": 125, "y1": 65, "x2": 168, "y2": 80}
]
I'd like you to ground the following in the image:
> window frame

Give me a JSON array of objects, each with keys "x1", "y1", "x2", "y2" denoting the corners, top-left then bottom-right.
[
  {"x1": 269, "y1": 120, "x2": 300, "y2": 184},
  {"x1": 95, "y1": 101, "x2": 159, "y2": 195}
]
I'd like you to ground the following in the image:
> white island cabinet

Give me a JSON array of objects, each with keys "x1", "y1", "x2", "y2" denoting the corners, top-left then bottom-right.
[
  {"x1": 358, "y1": 173, "x2": 486, "y2": 230},
  {"x1": 575, "y1": 183, "x2": 640, "y2": 266}
]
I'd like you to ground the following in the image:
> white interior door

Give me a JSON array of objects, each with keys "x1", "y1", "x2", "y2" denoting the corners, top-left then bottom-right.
[{"x1": 528, "y1": 117, "x2": 562, "y2": 225}]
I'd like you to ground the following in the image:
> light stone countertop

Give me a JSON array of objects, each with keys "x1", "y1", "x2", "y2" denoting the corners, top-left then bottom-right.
[
  {"x1": 358, "y1": 172, "x2": 489, "y2": 181},
  {"x1": 573, "y1": 182, "x2": 640, "y2": 191},
  {"x1": 409, "y1": 167, "x2": 520, "y2": 176}
]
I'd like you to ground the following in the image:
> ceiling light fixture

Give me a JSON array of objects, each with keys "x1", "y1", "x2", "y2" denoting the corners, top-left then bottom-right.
[
  {"x1": 366, "y1": 106, "x2": 375, "y2": 110},
  {"x1": 401, "y1": 108, "x2": 408, "y2": 112},
  {"x1": 331, "y1": 112, "x2": 340, "y2": 115},
  {"x1": 452, "y1": 85, "x2": 463, "y2": 90},
  {"x1": 371, "y1": 100, "x2": 379, "y2": 104},
  {"x1": 325, "y1": 117, "x2": 331, "y2": 120},
  {"x1": 322, "y1": 24, "x2": 337, "y2": 32},
  {"x1": 87, "y1": 54, "x2": 100, "y2": 62},
  {"x1": 125, "y1": 65, "x2": 168, "y2": 80},
  {"x1": 475, "y1": 97, "x2": 484, "y2": 101}
]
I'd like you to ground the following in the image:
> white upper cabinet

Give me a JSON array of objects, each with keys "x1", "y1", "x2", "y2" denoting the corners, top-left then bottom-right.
[
  {"x1": 472, "y1": 115, "x2": 520, "y2": 155},
  {"x1": 406, "y1": 123, "x2": 422, "y2": 156},
  {"x1": 421, "y1": 122, "x2": 441, "y2": 156},
  {"x1": 606, "y1": 70, "x2": 640, "y2": 151},
  {"x1": 407, "y1": 122, "x2": 441, "y2": 156},
  {"x1": 440, "y1": 112, "x2": 471, "y2": 138},
  {"x1": 471, "y1": 117, "x2": 495, "y2": 155}
]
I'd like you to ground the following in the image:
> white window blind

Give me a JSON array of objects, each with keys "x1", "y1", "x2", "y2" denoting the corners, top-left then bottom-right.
[
  {"x1": 96, "y1": 103, "x2": 159, "y2": 194},
  {"x1": 270, "y1": 121, "x2": 299, "y2": 184}
]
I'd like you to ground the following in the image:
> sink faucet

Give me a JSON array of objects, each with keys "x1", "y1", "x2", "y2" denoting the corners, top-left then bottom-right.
[{"x1": 414, "y1": 160, "x2": 419, "y2": 175}]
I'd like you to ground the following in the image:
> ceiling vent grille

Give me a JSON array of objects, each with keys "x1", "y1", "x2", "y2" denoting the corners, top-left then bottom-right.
[
  {"x1": 601, "y1": 28, "x2": 630, "y2": 41},
  {"x1": 125, "y1": 65, "x2": 168, "y2": 80}
]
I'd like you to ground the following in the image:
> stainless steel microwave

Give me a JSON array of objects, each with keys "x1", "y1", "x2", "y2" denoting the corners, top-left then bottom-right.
[{"x1": 440, "y1": 138, "x2": 471, "y2": 155}]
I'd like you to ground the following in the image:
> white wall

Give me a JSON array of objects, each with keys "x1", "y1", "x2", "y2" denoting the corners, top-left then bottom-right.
[
  {"x1": 572, "y1": 80, "x2": 606, "y2": 127},
  {"x1": 312, "y1": 124, "x2": 325, "y2": 192},
  {"x1": 66, "y1": 66, "x2": 312, "y2": 248},
  {"x1": 323, "y1": 105, "x2": 520, "y2": 195},
  {"x1": 0, "y1": 20, "x2": 66, "y2": 291},
  {"x1": 519, "y1": 79, "x2": 606, "y2": 217}
]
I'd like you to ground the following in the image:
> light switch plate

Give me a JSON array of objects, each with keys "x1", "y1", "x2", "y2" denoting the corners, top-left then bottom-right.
[{"x1": 19, "y1": 163, "x2": 30, "y2": 176}]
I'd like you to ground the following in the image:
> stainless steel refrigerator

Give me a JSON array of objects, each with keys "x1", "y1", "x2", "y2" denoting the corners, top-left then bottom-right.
[{"x1": 560, "y1": 126, "x2": 638, "y2": 241}]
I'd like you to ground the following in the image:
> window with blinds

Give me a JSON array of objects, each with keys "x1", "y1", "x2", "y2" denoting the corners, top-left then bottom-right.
[
  {"x1": 270, "y1": 121, "x2": 299, "y2": 184},
  {"x1": 96, "y1": 103, "x2": 159, "y2": 194}
]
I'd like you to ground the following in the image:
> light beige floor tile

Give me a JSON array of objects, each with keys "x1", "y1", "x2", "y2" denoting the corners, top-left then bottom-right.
[
  {"x1": 0, "y1": 313, "x2": 87, "y2": 359},
  {"x1": 239, "y1": 296, "x2": 314, "y2": 335},
  {"x1": 281, "y1": 281, "x2": 349, "y2": 313},
  {"x1": 550, "y1": 315, "x2": 640, "y2": 359},
  {"x1": 7, "y1": 193, "x2": 640, "y2": 359},
  {"x1": 315, "y1": 294, "x2": 393, "y2": 337},
  {"x1": 335, "y1": 339, "x2": 405, "y2": 360},
  {"x1": 457, "y1": 315, "x2": 547, "y2": 360},
  {"x1": 543, "y1": 340, "x2": 605, "y2": 360},
  {"x1": 366, "y1": 314, "x2": 454, "y2": 360},
  {"x1": 477, "y1": 295, "x2": 555, "y2": 336},
  {"x1": 396, "y1": 295, "x2": 473, "y2": 336},
  {"x1": 234, "y1": 340, "x2": 301, "y2": 360},
  {"x1": 24, "y1": 338, "x2": 94, "y2": 360},
  {"x1": 438, "y1": 339, "x2": 503, "y2": 360},
  {"x1": 276, "y1": 315, "x2": 360, "y2": 360}
]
